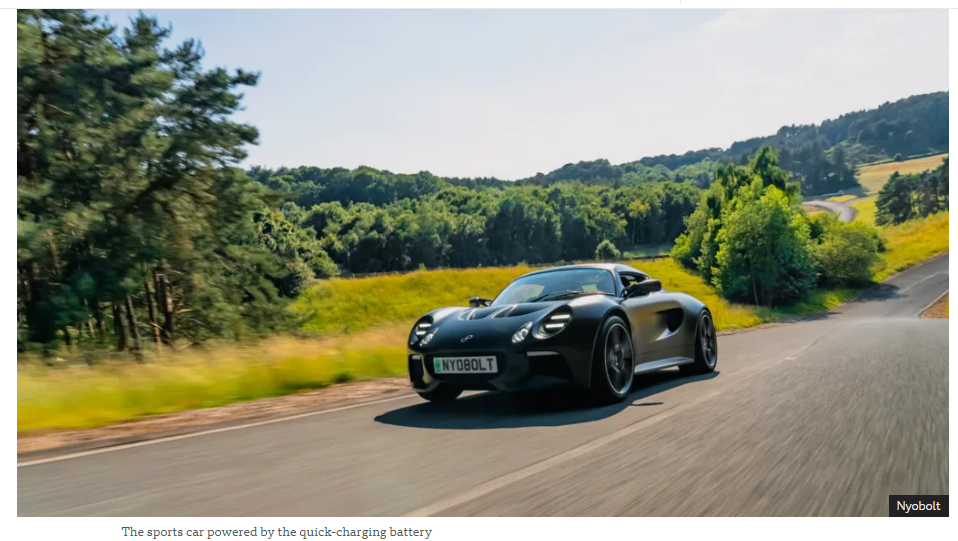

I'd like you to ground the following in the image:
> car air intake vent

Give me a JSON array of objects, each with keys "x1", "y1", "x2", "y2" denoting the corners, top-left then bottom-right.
[
  {"x1": 458, "y1": 307, "x2": 502, "y2": 320},
  {"x1": 493, "y1": 304, "x2": 548, "y2": 318}
]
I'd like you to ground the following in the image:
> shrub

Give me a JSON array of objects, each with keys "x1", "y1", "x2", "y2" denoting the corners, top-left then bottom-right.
[
  {"x1": 595, "y1": 239, "x2": 621, "y2": 260},
  {"x1": 812, "y1": 221, "x2": 881, "y2": 285},
  {"x1": 714, "y1": 186, "x2": 816, "y2": 306}
]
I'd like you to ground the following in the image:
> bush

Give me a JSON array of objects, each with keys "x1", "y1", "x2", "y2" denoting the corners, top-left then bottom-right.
[
  {"x1": 714, "y1": 186, "x2": 816, "y2": 306},
  {"x1": 812, "y1": 221, "x2": 881, "y2": 285},
  {"x1": 595, "y1": 239, "x2": 621, "y2": 260}
]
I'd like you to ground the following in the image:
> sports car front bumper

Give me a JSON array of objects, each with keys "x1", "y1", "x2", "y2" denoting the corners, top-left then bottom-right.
[{"x1": 407, "y1": 346, "x2": 589, "y2": 393}]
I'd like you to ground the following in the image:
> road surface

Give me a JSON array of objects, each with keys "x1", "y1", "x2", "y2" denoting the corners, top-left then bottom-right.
[
  {"x1": 803, "y1": 196, "x2": 867, "y2": 222},
  {"x1": 18, "y1": 255, "x2": 948, "y2": 516}
]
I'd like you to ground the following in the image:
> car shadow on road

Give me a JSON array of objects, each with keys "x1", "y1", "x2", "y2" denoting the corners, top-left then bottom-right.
[{"x1": 374, "y1": 369, "x2": 719, "y2": 430}]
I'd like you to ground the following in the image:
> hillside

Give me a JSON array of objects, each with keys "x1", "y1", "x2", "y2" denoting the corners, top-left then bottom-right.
[{"x1": 504, "y1": 92, "x2": 948, "y2": 195}]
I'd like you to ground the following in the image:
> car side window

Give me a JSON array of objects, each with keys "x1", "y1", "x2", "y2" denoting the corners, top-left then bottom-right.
[{"x1": 619, "y1": 272, "x2": 650, "y2": 296}]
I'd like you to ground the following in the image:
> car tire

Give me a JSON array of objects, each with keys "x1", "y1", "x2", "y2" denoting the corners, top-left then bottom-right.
[
  {"x1": 681, "y1": 310, "x2": 718, "y2": 375},
  {"x1": 418, "y1": 385, "x2": 463, "y2": 403},
  {"x1": 590, "y1": 315, "x2": 635, "y2": 404}
]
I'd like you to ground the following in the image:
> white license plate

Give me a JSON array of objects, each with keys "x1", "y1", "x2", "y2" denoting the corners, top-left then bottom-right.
[{"x1": 433, "y1": 356, "x2": 498, "y2": 374}]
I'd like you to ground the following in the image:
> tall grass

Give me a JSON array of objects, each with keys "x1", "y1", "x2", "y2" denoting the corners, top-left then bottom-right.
[
  {"x1": 18, "y1": 332, "x2": 407, "y2": 432},
  {"x1": 292, "y1": 265, "x2": 534, "y2": 336},
  {"x1": 852, "y1": 196, "x2": 878, "y2": 226},
  {"x1": 873, "y1": 211, "x2": 949, "y2": 281}
]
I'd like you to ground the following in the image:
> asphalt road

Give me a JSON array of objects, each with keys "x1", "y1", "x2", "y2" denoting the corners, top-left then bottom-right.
[
  {"x1": 18, "y1": 255, "x2": 949, "y2": 517},
  {"x1": 803, "y1": 197, "x2": 864, "y2": 222}
]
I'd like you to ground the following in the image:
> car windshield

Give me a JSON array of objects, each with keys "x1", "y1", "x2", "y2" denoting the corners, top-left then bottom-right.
[{"x1": 491, "y1": 269, "x2": 616, "y2": 306}]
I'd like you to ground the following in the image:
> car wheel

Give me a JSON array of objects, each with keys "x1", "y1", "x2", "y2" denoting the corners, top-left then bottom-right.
[
  {"x1": 591, "y1": 315, "x2": 634, "y2": 403},
  {"x1": 418, "y1": 385, "x2": 463, "y2": 403},
  {"x1": 681, "y1": 310, "x2": 718, "y2": 375}
]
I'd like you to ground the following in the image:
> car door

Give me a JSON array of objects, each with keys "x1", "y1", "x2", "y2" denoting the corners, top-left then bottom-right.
[{"x1": 618, "y1": 271, "x2": 686, "y2": 365}]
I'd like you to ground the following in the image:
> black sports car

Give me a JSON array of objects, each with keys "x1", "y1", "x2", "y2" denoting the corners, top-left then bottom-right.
[{"x1": 407, "y1": 263, "x2": 718, "y2": 403}]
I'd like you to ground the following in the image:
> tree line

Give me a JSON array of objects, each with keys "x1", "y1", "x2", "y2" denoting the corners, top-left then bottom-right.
[
  {"x1": 497, "y1": 92, "x2": 948, "y2": 196},
  {"x1": 255, "y1": 171, "x2": 701, "y2": 274}
]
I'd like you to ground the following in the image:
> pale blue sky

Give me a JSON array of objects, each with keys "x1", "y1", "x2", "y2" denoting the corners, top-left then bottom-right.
[{"x1": 97, "y1": 9, "x2": 949, "y2": 179}]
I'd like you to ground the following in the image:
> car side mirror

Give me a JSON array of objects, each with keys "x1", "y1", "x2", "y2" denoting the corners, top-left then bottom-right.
[
  {"x1": 625, "y1": 280, "x2": 662, "y2": 298},
  {"x1": 469, "y1": 297, "x2": 493, "y2": 308}
]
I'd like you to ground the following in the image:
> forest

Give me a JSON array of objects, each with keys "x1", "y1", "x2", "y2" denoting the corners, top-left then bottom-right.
[{"x1": 16, "y1": 10, "x2": 950, "y2": 352}]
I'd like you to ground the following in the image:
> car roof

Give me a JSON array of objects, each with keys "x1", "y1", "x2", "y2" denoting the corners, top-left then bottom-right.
[{"x1": 517, "y1": 263, "x2": 649, "y2": 280}]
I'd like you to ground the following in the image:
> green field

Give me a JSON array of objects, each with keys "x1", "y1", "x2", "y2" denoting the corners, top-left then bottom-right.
[
  {"x1": 856, "y1": 153, "x2": 948, "y2": 194},
  {"x1": 18, "y1": 213, "x2": 949, "y2": 432},
  {"x1": 826, "y1": 194, "x2": 856, "y2": 202},
  {"x1": 852, "y1": 196, "x2": 878, "y2": 226}
]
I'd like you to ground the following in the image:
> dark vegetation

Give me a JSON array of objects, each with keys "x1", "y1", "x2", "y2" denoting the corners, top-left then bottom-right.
[{"x1": 876, "y1": 158, "x2": 950, "y2": 225}]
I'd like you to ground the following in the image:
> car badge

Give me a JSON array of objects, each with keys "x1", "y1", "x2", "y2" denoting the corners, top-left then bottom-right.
[{"x1": 461, "y1": 335, "x2": 474, "y2": 343}]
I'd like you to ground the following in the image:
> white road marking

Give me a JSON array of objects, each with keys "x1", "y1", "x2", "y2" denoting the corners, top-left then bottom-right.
[
  {"x1": 917, "y1": 289, "x2": 949, "y2": 317},
  {"x1": 900, "y1": 272, "x2": 946, "y2": 293},
  {"x1": 17, "y1": 393, "x2": 419, "y2": 468},
  {"x1": 402, "y1": 336, "x2": 826, "y2": 517}
]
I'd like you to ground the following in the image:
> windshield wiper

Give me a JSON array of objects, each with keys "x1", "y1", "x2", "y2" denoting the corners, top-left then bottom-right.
[{"x1": 527, "y1": 290, "x2": 611, "y2": 303}]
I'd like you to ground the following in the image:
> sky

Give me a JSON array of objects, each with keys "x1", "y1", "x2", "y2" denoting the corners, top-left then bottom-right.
[{"x1": 96, "y1": 9, "x2": 949, "y2": 180}]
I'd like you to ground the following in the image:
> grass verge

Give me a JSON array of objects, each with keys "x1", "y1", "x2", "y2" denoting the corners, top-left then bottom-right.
[
  {"x1": 852, "y1": 196, "x2": 878, "y2": 226},
  {"x1": 18, "y1": 331, "x2": 407, "y2": 432}
]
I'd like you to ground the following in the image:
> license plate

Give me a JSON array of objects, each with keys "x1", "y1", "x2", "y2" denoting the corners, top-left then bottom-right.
[{"x1": 433, "y1": 356, "x2": 498, "y2": 374}]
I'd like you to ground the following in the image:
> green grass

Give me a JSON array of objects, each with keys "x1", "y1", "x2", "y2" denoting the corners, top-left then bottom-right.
[
  {"x1": 852, "y1": 196, "x2": 878, "y2": 226},
  {"x1": 18, "y1": 332, "x2": 408, "y2": 432},
  {"x1": 856, "y1": 153, "x2": 948, "y2": 194},
  {"x1": 18, "y1": 213, "x2": 948, "y2": 432},
  {"x1": 873, "y1": 211, "x2": 949, "y2": 281},
  {"x1": 292, "y1": 265, "x2": 536, "y2": 336},
  {"x1": 827, "y1": 194, "x2": 856, "y2": 203}
]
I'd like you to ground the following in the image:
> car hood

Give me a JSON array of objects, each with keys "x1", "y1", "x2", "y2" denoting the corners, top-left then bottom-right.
[{"x1": 417, "y1": 296, "x2": 610, "y2": 351}]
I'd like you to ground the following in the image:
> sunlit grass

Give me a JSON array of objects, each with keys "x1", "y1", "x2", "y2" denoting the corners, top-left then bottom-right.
[
  {"x1": 18, "y1": 332, "x2": 407, "y2": 432},
  {"x1": 873, "y1": 211, "x2": 949, "y2": 281},
  {"x1": 827, "y1": 194, "x2": 856, "y2": 202},
  {"x1": 856, "y1": 153, "x2": 948, "y2": 194},
  {"x1": 852, "y1": 196, "x2": 878, "y2": 226},
  {"x1": 292, "y1": 265, "x2": 534, "y2": 336}
]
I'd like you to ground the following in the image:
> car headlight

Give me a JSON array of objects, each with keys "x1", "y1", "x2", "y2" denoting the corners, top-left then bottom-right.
[
  {"x1": 421, "y1": 331, "x2": 436, "y2": 345},
  {"x1": 537, "y1": 309, "x2": 571, "y2": 338},
  {"x1": 410, "y1": 318, "x2": 433, "y2": 344},
  {"x1": 512, "y1": 322, "x2": 533, "y2": 343}
]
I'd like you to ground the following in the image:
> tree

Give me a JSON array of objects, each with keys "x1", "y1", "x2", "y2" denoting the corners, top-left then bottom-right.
[
  {"x1": 876, "y1": 172, "x2": 917, "y2": 225},
  {"x1": 714, "y1": 186, "x2": 816, "y2": 306},
  {"x1": 17, "y1": 10, "x2": 322, "y2": 348}
]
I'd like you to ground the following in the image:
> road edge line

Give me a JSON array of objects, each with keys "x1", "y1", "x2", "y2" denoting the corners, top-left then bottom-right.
[
  {"x1": 17, "y1": 393, "x2": 418, "y2": 468},
  {"x1": 917, "y1": 289, "x2": 949, "y2": 318}
]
